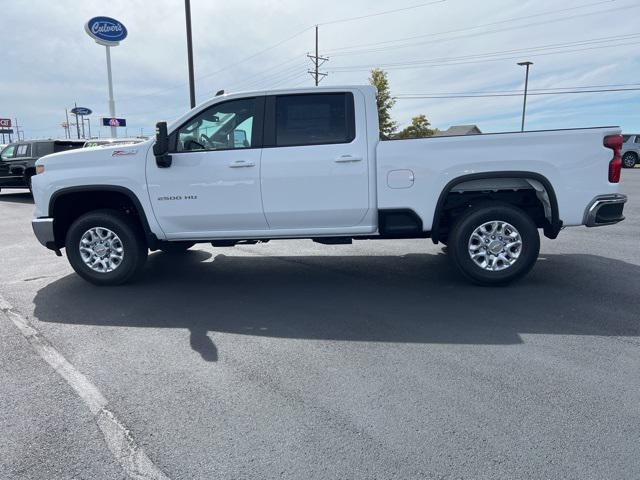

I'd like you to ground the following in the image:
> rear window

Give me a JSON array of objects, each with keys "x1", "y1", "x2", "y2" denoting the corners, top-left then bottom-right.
[
  {"x1": 275, "y1": 93, "x2": 355, "y2": 147},
  {"x1": 34, "y1": 142, "x2": 54, "y2": 157},
  {"x1": 53, "y1": 141, "x2": 84, "y2": 153}
]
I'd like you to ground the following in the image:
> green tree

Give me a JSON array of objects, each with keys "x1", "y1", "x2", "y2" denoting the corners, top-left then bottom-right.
[
  {"x1": 397, "y1": 114, "x2": 435, "y2": 139},
  {"x1": 369, "y1": 68, "x2": 397, "y2": 139}
]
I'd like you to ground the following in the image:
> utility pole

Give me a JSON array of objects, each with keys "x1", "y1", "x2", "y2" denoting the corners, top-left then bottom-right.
[
  {"x1": 517, "y1": 61, "x2": 533, "y2": 132},
  {"x1": 65, "y1": 109, "x2": 71, "y2": 139},
  {"x1": 185, "y1": 0, "x2": 196, "y2": 108},
  {"x1": 307, "y1": 25, "x2": 328, "y2": 86},
  {"x1": 84, "y1": 117, "x2": 92, "y2": 138},
  {"x1": 14, "y1": 118, "x2": 23, "y2": 141},
  {"x1": 74, "y1": 102, "x2": 81, "y2": 139}
]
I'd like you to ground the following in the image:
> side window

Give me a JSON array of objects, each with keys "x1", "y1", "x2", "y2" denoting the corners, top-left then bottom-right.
[
  {"x1": 15, "y1": 144, "x2": 31, "y2": 157},
  {"x1": 275, "y1": 93, "x2": 355, "y2": 147},
  {"x1": 1, "y1": 145, "x2": 15, "y2": 161},
  {"x1": 175, "y1": 98, "x2": 258, "y2": 152},
  {"x1": 35, "y1": 143, "x2": 54, "y2": 157},
  {"x1": 634, "y1": 136, "x2": 640, "y2": 144}
]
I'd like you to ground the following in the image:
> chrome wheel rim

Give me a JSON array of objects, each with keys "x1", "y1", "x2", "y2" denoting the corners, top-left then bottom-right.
[
  {"x1": 468, "y1": 220, "x2": 522, "y2": 271},
  {"x1": 79, "y1": 227, "x2": 124, "y2": 273},
  {"x1": 622, "y1": 153, "x2": 635, "y2": 167}
]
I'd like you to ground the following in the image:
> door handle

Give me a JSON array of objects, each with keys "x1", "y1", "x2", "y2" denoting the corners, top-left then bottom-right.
[
  {"x1": 334, "y1": 155, "x2": 363, "y2": 163},
  {"x1": 229, "y1": 160, "x2": 255, "y2": 168}
]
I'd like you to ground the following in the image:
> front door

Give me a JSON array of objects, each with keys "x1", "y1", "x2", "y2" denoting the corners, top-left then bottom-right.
[
  {"x1": 146, "y1": 96, "x2": 268, "y2": 239},
  {"x1": 0, "y1": 144, "x2": 16, "y2": 187},
  {"x1": 260, "y1": 91, "x2": 370, "y2": 230}
]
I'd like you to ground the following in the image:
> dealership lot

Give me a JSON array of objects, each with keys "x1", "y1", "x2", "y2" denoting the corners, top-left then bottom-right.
[{"x1": 1, "y1": 171, "x2": 639, "y2": 479}]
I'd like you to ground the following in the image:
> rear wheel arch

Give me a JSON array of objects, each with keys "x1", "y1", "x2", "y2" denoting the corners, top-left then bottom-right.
[
  {"x1": 430, "y1": 171, "x2": 561, "y2": 244},
  {"x1": 49, "y1": 185, "x2": 157, "y2": 249}
]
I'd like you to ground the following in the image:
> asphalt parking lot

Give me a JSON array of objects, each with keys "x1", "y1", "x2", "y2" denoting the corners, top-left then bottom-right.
[{"x1": 1, "y1": 171, "x2": 639, "y2": 480}]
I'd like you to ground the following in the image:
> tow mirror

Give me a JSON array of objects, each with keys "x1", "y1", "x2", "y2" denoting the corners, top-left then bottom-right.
[{"x1": 153, "y1": 121, "x2": 172, "y2": 168}]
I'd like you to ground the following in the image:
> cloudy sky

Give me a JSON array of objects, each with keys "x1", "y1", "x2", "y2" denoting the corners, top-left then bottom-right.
[{"x1": 2, "y1": 0, "x2": 639, "y2": 139}]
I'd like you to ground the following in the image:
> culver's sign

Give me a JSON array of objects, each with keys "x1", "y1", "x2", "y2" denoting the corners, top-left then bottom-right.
[{"x1": 84, "y1": 16, "x2": 127, "y2": 46}]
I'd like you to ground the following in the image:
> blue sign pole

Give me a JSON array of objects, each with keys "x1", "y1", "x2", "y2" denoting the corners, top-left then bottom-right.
[
  {"x1": 85, "y1": 16, "x2": 128, "y2": 139},
  {"x1": 105, "y1": 45, "x2": 117, "y2": 138}
]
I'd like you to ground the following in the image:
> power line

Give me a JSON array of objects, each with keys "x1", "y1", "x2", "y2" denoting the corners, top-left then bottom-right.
[
  {"x1": 119, "y1": 26, "x2": 314, "y2": 102},
  {"x1": 396, "y1": 82, "x2": 640, "y2": 97},
  {"x1": 395, "y1": 87, "x2": 640, "y2": 99},
  {"x1": 318, "y1": 0, "x2": 446, "y2": 26},
  {"x1": 330, "y1": 32, "x2": 640, "y2": 69},
  {"x1": 329, "y1": 38, "x2": 640, "y2": 72},
  {"x1": 326, "y1": 1, "x2": 631, "y2": 57},
  {"x1": 119, "y1": 1, "x2": 448, "y2": 102}
]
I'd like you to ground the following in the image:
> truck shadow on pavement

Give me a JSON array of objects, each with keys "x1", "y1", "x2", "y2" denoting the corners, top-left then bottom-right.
[{"x1": 33, "y1": 249, "x2": 639, "y2": 362}]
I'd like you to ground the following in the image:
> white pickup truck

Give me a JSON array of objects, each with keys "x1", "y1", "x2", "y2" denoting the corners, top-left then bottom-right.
[{"x1": 31, "y1": 85, "x2": 627, "y2": 286}]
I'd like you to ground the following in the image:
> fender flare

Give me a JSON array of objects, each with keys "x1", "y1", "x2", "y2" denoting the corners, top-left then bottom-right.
[
  {"x1": 49, "y1": 185, "x2": 158, "y2": 246},
  {"x1": 430, "y1": 171, "x2": 561, "y2": 243}
]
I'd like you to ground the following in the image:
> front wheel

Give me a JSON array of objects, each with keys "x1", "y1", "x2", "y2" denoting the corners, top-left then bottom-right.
[
  {"x1": 65, "y1": 209, "x2": 148, "y2": 286},
  {"x1": 448, "y1": 203, "x2": 540, "y2": 285},
  {"x1": 622, "y1": 152, "x2": 637, "y2": 168}
]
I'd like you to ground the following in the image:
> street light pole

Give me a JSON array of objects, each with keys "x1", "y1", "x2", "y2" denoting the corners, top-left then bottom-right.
[
  {"x1": 517, "y1": 61, "x2": 533, "y2": 132},
  {"x1": 185, "y1": 0, "x2": 196, "y2": 109}
]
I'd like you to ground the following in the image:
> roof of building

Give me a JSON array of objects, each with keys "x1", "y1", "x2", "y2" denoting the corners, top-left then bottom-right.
[{"x1": 434, "y1": 125, "x2": 482, "y2": 137}]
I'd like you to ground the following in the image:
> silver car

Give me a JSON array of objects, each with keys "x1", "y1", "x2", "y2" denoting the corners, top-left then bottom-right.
[{"x1": 621, "y1": 134, "x2": 639, "y2": 168}]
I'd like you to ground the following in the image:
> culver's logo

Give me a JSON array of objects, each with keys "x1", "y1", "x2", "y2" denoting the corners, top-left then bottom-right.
[{"x1": 85, "y1": 16, "x2": 128, "y2": 45}]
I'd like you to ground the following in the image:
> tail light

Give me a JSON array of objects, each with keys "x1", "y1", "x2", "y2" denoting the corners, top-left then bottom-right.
[{"x1": 604, "y1": 134, "x2": 622, "y2": 183}]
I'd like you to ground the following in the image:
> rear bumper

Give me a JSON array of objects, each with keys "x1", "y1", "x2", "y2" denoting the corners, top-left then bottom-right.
[
  {"x1": 32, "y1": 217, "x2": 57, "y2": 250},
  {"x1": 583, "y1": 194, "x2": 627, "y2": 227}
]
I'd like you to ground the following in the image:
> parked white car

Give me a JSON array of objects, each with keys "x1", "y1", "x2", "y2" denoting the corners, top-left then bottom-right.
[
  {"x1": 31, "y1": 85, "x2": 627, "y2": 286},
  {"x1": 621, "y1": 134, "x2": 640, "y2": 168}
]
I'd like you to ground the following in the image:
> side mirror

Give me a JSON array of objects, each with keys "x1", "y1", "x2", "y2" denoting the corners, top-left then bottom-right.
[{"x1": 153, "y1": 121, "x2": 172, "y2": 168}]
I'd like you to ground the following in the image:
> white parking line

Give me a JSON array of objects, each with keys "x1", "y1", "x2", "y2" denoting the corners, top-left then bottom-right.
[{"x1": 0, "y1": 295, "x2": 170, "y2": 480}]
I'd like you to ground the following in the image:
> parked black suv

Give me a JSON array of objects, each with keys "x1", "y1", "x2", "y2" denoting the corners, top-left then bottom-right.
[{"x1": 0, "y1": 139, "x2": 85, "y2": 192}]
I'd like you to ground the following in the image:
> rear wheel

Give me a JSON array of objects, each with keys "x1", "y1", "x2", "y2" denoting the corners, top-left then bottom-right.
[
  {"x1": 65, "y1": 209, "x2": 147, "y2": 286},
  {"x1": 448, "y1": 203, "x2": 540, "y2": 285},
  {"x1": 622, "y1": 152, "x2": 637, "y2": 168}
]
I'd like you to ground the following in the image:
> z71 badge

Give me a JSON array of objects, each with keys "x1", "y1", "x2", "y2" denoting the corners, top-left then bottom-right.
[{"x1": 111, "y1": 149, "x2": 138, "y2": 156}]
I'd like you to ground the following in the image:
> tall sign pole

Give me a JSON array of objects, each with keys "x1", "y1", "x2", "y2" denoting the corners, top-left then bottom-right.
[
  {"x1": 517, "y1": 61, "x2": 533, "y2": 132},
  {"x1": 85, "y1": 16, "x2": 128, "y2": 138},
  {"x1": 105, "y1": 45, "x2": 117, "y2": 137},
  {"x1": 185, "y1": 0, "x2": 196, "y2": 109}
]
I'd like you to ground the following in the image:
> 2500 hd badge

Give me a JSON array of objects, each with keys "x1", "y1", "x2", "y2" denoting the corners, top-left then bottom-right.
[{"x1": 157, "y1": 195, "x2": 198, "y2": 201}]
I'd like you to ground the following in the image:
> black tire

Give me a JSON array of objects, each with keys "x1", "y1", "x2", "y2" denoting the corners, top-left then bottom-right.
[
  {"x1": 622, "y1": 152, "x2": 637, "y2": 168},
  {"x1": 159, "y1": 242, "x2": 195, "y2": 254},
  {"x1": 65, "y1": 209, "x2": 147, "y2": 286},
  {"x1": 448, "y1": 202, "x2": 540, "y2": 286}
]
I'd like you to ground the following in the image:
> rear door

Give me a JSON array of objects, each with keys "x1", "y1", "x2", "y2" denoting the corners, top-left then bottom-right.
[{"x1": 260, "y1": 91, "x2": 370, "y2": 230}]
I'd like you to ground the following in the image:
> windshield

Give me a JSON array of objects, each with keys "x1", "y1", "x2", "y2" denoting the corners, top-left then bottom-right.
[{"x1": 1, "y1": 144, "x2": 15, "y2": 160}]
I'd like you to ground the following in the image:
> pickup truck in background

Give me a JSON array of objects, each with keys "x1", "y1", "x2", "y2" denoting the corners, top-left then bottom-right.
[
  {"x1": 1, "y1": 139, "x2": 85, "y2": 192},
  {"x1": 30, "y1": 85, "x2": 627, "y2": 286}
]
